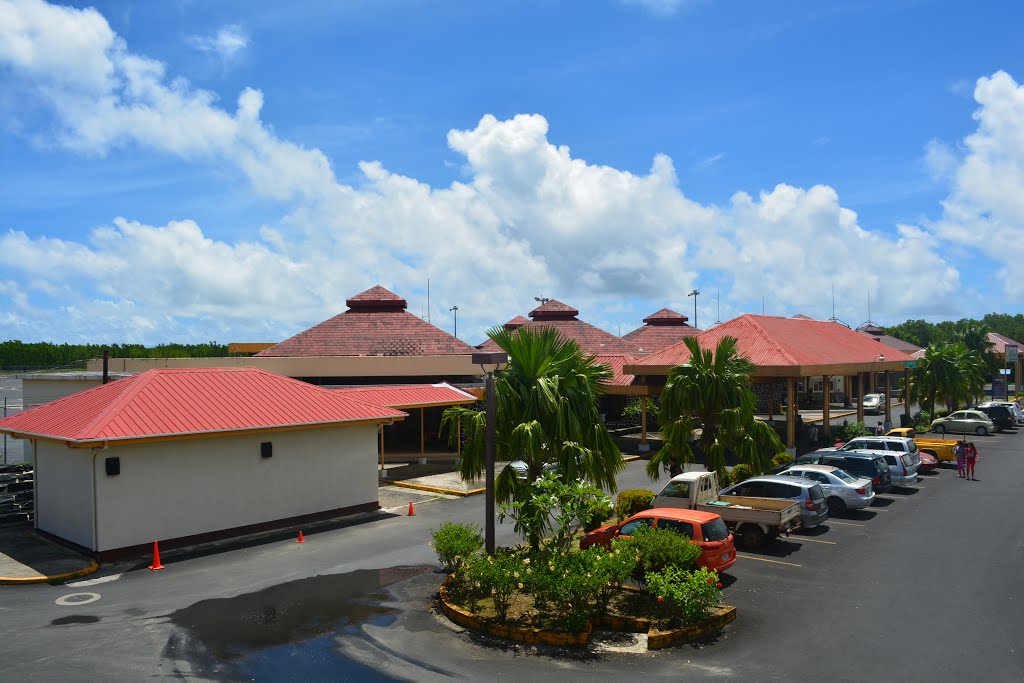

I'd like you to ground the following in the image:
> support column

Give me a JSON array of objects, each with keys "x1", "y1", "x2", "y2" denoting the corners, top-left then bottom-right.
[
  {"x1": 639, "y1": 395, "x2": 650, "y2": 453},
  {"x1": 845, "y1": 376, "x2": 853, "y2": 407},
  {"x1": 884, "y1": 370, "x2": 892, "y2": 429},
  {"x1": 903, "y1": 368, "x2": 911, "y2": 424},
  {"x1": 419, "y1": 407, "x2": 427, "y2": 464},
  {"x1": 768, "y1": 386, "x2": 775, "y2": 422},
  {"x1": 456, "y1": 415, "x2": 462, "y2": 463},
  {"x1": 822, "y1": 374, "x2": 832, "y2": 439},
  {"x1": 856, "y1": 373, "x2": 865, "y2": 424},
  {"x1": 787, "y1": 378, "x2": 796, "y2": 450},
  {"x1": 379, "y1": 425, "x2": 385, "y2": 478}
]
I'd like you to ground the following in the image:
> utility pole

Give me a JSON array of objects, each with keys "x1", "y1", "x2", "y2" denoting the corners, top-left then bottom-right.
[
  {"x1": 449, "y1": 305, "x2": 459, "y2": 338},
  {"x1": 688, "y1": 289, "x2": 700, "y2": 329}
]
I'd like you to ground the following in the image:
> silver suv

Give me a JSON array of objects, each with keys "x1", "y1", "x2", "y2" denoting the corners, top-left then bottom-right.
[
  {"x1": 721, "y1": 475, "x2": 829, "y2": 529},
  {"x1": 838, "y1": 436, "x2": 921, "y2": 487}
]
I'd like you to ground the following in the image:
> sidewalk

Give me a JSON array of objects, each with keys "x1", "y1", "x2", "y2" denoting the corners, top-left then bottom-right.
[{"x1": 0, "y1": 524, "x2": 98, "y2": 584}]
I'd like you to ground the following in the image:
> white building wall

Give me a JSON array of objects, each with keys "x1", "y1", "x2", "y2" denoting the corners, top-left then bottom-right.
[
  {"x1": 92, "y1": 424, "x2": 379, "y2": 552},
  {"x1": 35, "y1": 440, "x2": 95, "y2": 549}
]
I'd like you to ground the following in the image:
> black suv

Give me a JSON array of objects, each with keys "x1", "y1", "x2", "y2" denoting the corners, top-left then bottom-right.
[
  {"x1": 794, "y1": 451, "x2": 893, "y2": 493},
  {"x1": 972, "y1": 405, "x2": 1016, "y2": 432}
]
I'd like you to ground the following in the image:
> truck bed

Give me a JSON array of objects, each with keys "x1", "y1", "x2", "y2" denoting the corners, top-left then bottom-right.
[{"x1": 697, "y1": 495, "x2": 802, "y2": 530}]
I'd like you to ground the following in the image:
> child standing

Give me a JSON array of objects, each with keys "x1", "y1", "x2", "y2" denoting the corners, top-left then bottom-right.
[
  {"x1": 954, "y1": 440, "x2": 966, "y2": 478},
  {"x1": 965, "y1": 442, "x2": 978, "y2": 480}
]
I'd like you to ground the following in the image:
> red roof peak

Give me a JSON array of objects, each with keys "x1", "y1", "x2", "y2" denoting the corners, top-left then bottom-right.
[
  {"x1": 346, "y1": 285, "x2": 407, "y2": 311},
  {"x1": 505, "y1": 315, "x2": 530, "y2": 329},
  {"x1": 642, "y1": 308, "x2": 689, "y2": 325},
  {"x1": 529, "y1": 299, "x2": 579, "y2": 320}
]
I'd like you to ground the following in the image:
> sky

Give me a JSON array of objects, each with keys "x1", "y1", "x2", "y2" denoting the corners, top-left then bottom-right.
[{"x1": 1, "y1": 0, "x2": 1023, "y2": 347}]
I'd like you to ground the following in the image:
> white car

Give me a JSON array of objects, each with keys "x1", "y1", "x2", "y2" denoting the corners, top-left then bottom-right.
[
  {"x1": 837, "y1": 436, "x2": 921, "y2": 487},
  {"x1": 780, "y1": 464, "x2": 875, "y2": 516},
  {"x1": 978, "y1": 401, "x2": 1024, "y2": 426},
  {"x1": 861, "y1": 393, "x2": 886, "y2": 415}
]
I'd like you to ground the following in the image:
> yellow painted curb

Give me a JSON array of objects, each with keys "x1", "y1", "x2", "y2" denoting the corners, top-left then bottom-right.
[
  {"x1": 622, "y1": 455, "x2": 642, "y2": 462},
  {"x1": 384, "y1": 480, "x2": 484, "y2": 497},
  {"x1": 647, "y1": 605, "x2": 737, "y2": 649},
  {"x1": 0, "y1": 561, "x2": 99, "y2": 585}
]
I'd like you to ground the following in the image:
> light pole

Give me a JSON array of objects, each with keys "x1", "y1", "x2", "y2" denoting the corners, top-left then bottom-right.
[
  {"x1": 534, "y1": 296, "x2": 550, "y2": 306},
  {"x1": 472, "y1": 351, "x2": 508, "y2": 555},
  {"x1": 688, "y1": 289, "x2": 700, "y2": 329},
  {"x1": 450, "y1": 305, "x2": 458, "y2": 338}
]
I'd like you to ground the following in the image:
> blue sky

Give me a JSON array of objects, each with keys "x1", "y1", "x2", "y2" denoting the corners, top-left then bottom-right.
[{"x1": 1, "y1": 0, "x2": 1023, "y2": 346}]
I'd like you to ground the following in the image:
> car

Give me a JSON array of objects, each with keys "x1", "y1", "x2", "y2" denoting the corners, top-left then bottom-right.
[
  {"x1": 838, "y1": 436, "x2": 922, "y2": 467},
  {"x1": 931, "y1": 410, "x2": 996, "y2": 436},
  {"x1": 778, "y1": 464, "x2": 875, "y2": 515},
  {"x1": 861, "y1": 393, "x2": 886, "y2": 415},
  {"x1": 580, "y1": 508, "x2": 736, "y2": 572},
  {"x1": 973, "y1": 403, "x2": 1020, "y2": 431},
  {"x1": 720, "y1": 475, "x2": 829, "y2": 529},
  {"x1": 917, "y1": 451, "x2": 939, "y2": 474},
  {"x1": 792, "y1": 451, "x2": 893, "y2": 493}
]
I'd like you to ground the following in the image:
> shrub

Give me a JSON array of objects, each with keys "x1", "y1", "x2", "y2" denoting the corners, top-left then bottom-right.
[
  {"x1": 620, "y1": 523, "x2": 701, "y2": 575},
  {"x1": 463, "y1": 551, "x2": 524, "y2": 622},
  {"x1": 834, "y1": 420, "x2": 871, "y2": 442},
  {"x1": 592, "y1": 541, "x2": 640, "y2": 611},
  {"x1": 730, "y1": 464, "x2": 753, "y2": 483},
  {"x1": 431, "y1": 522, "x2": 484, "y2": 574},
  {"x1": 646, "y1": 565, "x2": 723, "y2": 625},
  {"x1": 715, "y1": 467, "x2": 732, "y2": 487},
  {"x1": 771, "y1": 452, "x2": 794, "y2": 468},
  {"x1": 541, "y1": 549, "x2": 610, "y2": 631},
  {"x1": 614, "y1": 489, "x2": 654, "y2": 521},
  {"x1": 499, "y1": 473, "x2": 613, "y2": 555}
]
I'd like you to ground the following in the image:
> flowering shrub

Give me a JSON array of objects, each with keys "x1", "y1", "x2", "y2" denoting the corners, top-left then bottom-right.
[
  {"x1": 613, "y1": 489, "x2": 654, "y2": 521},
  {"x1": 431, "y1": 522, "x2": 484, "y2": 574},
  {"x1": 593, "y1": 539, "x2": 640, "y2": 611},
  {"x1": 463, "y1": 551, "x2": 524, "y2": 622},
  {"x1": 620, "y1": 523, "x2": 701, "y2": 576},
  {"x1": 729, "y1": 464, "x2": 753, "y2": 483},
  {"x1": 771, "y1": 452, "x2": 794, "y2": 469},
  {"x1": 525, "y1": 548, "x2": 609, "y2": 631},
  {"x1": 646, "y1": 566, "x2": 723, "y2": 624},
  {"x1": 499, "y1": 473, "x2": 613, "y2": 555}
]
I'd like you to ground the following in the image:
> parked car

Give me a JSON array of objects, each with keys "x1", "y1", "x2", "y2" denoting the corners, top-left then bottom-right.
[
  {"x1": 791, "y1": 451, "x2": 893, "y2": 493},
  {"x1": 838, "y1": 436, "x2": 922, "y2": 466},
  {"x1": 931, "y1": 410, "x2": 996, "y2": 436},
  {"x1": 579, "y1": 508, "x2": 736, "y2": 572},
  {"x1": 861, "y1": 393, "x2": 886, "y2": 415},
  {"x1": 973, "y1": 403, "x2": 1019, "y2": 431},
  {"x1": 917, "y1": 451, "x2": 939, "y2": 474},
  {"x1": 720, "y1": 475, "x2": 829, "y2": 529},
  {"x1": 985, "y1": 401, "x2": 1024, "y2": 425},
  {"x1": 778, "y1": 464, "x2": 875, "y2": 515}
]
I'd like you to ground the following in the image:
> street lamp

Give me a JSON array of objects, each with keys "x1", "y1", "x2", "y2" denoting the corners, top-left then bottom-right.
[
  {"x1": 688, "y1": 289, "x2": 700, "y2": 328},
  {"x1": 472, "y1": 351, "x2": 508, "y2": 555},
  {"x1": 534, "y1": 296, "x2": 550, "y2": 305},
  {"x1": 450, "y1": 305, "x2": 459, "y2": 338}
]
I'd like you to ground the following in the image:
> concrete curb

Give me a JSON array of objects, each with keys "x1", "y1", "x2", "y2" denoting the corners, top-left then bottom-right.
[
  {"x1": 0, "y1": 561, "x2": 100, "y2": 585},
  {"x1": 385, "y1": 480, "x2": 485, "y2": 497},
  {"x1": 622, "y1": 455, "x2": 642, "y2": 462}
]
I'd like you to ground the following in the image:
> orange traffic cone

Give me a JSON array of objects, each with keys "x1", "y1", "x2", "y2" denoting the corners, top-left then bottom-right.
[
  {"x1": 149, "y1": 541, "x2": 164, "y2": 570},
  {"x1": 408, "y1": 501, "x2": 415, "y2": 516},
  {"x1": 297, "y1": 530, "x2": 305, "y2": 543}
]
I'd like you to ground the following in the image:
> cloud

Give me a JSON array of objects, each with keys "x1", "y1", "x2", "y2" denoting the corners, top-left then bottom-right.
[
  {"x1": 619, "y1": 0, "x2": 689, "y2": 16},
  {"x1": 0, "y1": 0, "x2": 988, "y2": 344},
  {"x1": 696, "y1": 153, "x2": 724, "y2": 169},
  {"x1": 923, "y1": 138, "x2": 957, "y2": 181},
  {"x1": 187, "y1": 24, "x2": 248, "y2": 61}
]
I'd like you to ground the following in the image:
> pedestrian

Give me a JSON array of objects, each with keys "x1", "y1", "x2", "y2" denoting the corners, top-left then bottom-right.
[
  {"x1": 808, "y1": 423, "x2": 819, "y2": 448},
  {"x1": 965, "y1": 442, "x2": 978, "y2": 480},
  {"x1": 874, "y1": 422, "x2": 884, "y2": 436},
  {"x1": 954, "y1": 440, "x2": 966, "y2": 478}
]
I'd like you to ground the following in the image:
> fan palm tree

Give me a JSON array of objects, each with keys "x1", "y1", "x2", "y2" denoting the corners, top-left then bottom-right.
[
  {"x1": 440, "y1": 325, "x2": 624, "y2": 505},
  {"x1": 646, "y1": 336, "x2": 784, "y2": 480}
]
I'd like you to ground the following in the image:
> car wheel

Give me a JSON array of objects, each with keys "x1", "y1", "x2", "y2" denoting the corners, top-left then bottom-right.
[
  {"x1": 738, "y1": 524, "x2": 765, "y2": 550},
  {"x1": 976, "y1": 426, "x2": 988, "y2": 436},
  {"x1": 827, "y1": 497, "x2": 847, "y2": 516},
  {"x1": 934, "y1": 424, "x2": 945, "y2": 434}
]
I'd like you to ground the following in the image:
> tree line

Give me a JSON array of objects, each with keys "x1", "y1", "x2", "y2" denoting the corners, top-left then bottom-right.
[
  {"x1": 0, "y1": 341, "x2": 229, "y2": 371},
  {"x1": 886, "y1": 313, "x2": 1024, "y2": 350}
]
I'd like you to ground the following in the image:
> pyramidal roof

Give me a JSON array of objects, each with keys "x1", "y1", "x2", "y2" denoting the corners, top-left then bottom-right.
[
  {"x1": 503, "y1": 316, "x2": 530, "y2": 330},
  {"x1": 257, "y1": 286, "x2": 477, "y2": 357},
  {"x1": 478, "y1": 299, "x2": 642, "y2": 356},
  {"x1": 0, "y1": 368, "x2": 406, "y2": 444},
  {"x1": 528, "y1": 299, "x2": 579, "y2": 320},
  {"x1": 623, "y1": 308, "x2": 700, "y2": 353}
]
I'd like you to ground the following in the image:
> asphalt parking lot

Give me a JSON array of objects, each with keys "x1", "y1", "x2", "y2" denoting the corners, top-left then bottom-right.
[{"x1": 0, "y1": 427, "x2": 1021, "y2": 681}]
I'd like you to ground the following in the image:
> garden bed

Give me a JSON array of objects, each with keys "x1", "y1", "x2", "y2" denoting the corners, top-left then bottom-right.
[{"x1": 439, "y1": 577, "x2": 736, "y2": 650}]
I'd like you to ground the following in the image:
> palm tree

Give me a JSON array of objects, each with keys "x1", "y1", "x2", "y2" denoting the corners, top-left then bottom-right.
[
  {"x1": 646, "y1": 336, "x2": 784, "y2": 480},
  {"x1": 910, "y1": 342, "x2": 988, "y2": 413},
  {"x1": 440, "y1": 325, "x2": 625, "y2": 505}
]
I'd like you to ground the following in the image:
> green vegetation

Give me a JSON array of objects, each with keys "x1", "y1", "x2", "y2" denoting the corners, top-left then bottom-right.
[
  {"x1": 772, "y1": 452, "x2": 794, "y2": 469},
  {"x1": 0, "y1": 340, "x2": 229, "y2": 370},
  {"x1": 729, "y1": 463, "x2": 753, "y2": 483},
  {"x1": 646, "y1": 565, "x2": 723, "y2": 625},
  {"x1": 440, "y1": 326, "x2": 624, "y2": 505},
  {"x1": 430, "y1": 522, "x2": 485, "y2": 574},
  {"x1": 614, "y1": 489, "x2": 655, "y2": 521},
  {"x1": 498, "y1": 473, "x2": 612, "y2": 552},
  {"x1": 909, "y1": 342, "x2": 988, "y2": 414},
  {"x1": 886, "y1": 315, "x2": 1024, "y2": 351},
  {"x1": 647, "y1": 336, "x2": 785, "y2": 480},
  {"x1": 834, "y1": 420, "x2": 872, "y2": 442},
  {"x1": 628, "y1": 524, "x2": 702, "y2": 575}
]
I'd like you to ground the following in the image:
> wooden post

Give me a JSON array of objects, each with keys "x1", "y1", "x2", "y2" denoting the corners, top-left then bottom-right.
[
  {"x1": 640, "y1": 395, "x2": 649, "y2": 452},
  {"x1": 787, "y1": 378, "x2": 796, "y2": 449},
  {"x1": 856, "y1": 373, "x2": 865, "y2": 424},
  {"x1": 419, "y1": 407, "x2": 426, "y2": 464},
  {"x1": 379, "y1": 425, "x2": 385, "y2": 473},
  {"x1": 884, "y1": 370, "x2": 892, "y2": 428},
  {"x1": 768, "y1": 386, "x2": 775, "y2": 421},
  {"x1": 822, "y1": 374, "x2": 832, "y2": 438},
  {"x1": 903, "y1": 368, "x2": 911, "y2": 422},
  {"x1": 457, "y1": 416, "x2": 462, "y2": 458}
]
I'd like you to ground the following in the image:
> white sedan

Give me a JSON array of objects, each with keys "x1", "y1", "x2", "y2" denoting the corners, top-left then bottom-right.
[{"x1": 779, "y1": 464, "x2": 874, "y2": 516}]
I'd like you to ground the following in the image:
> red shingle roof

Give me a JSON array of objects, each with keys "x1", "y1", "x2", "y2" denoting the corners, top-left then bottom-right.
[
  {"x1": 623, "y1": 308, "x2": 700, "y2": 353},
  {"x1": 628, "y1": 314, "x2": 914, "y2": 374},
  {"x1": 529, "y1": 299, "x2": 579, "y2": 320},
  {"x1": 642, "y1": 308, "x2": 689, "y2": 324},
  {"x1": 0, "y1": 368, "x2": 406, "y2": 444},
  {"x1": 504, "y1": 316, "x2": 530, "y2": 330},
  {"x1": 256, "y1": 285, "x2": 477, "y2": 357},
  {"x1": 332, "y1": 383, "x2": 477, "y2": 408},
  {"x1": 478, "y1": 320, "x2": 643, "y2": 356}
]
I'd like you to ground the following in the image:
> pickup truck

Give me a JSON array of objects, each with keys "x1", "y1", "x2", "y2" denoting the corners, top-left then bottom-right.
[
  {"x1": 652, "y1": 470, "x2": 802, "y2": 549},
  {"x1": 886, "y1": 428, "x2": 957, "y2": 463}
]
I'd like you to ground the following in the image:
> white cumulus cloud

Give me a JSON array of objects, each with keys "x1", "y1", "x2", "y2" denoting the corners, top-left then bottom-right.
[{"x1": 187, "y1": 24, "x2": 248, "y2": 61}]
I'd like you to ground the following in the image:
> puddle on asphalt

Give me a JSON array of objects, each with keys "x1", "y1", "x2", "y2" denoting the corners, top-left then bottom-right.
[{"x1": 163, "y1": 566, "x2": 433, "y2": 681}]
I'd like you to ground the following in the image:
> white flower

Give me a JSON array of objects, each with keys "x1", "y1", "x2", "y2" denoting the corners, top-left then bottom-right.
[{"x1": 518, "y1": 583, "x2": 524, "y2": 589}]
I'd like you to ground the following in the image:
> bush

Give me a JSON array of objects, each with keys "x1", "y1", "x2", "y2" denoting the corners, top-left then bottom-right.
[
  {"x1": 463, "y1": 551, "x2": 524, "y2": 622},
  {"x1": 771, "y1": 452, "x2": 794, "y2": 468},
  {"x1": 730, "y1": 464, "x2": 753, "y2": 483},
  {"x1": 834, "y1": 420, "x2": 871, "y2": 442},
  {"x1": 431, "y1": 522, "x2": 484, "y2": 573},
  {"x1": 499, "y1": 473, "x2": 613, "y2": 554},
  {"x1": 620, "y1": 524, "x2": 701, "y2": 575},
  {"x1": 646, "y1": 565, "x2": 723, "y2": 625},
  {"x1": 614, "y1": 489, "x2": 654, "y2": 521},
  {"x1": 592, "y1": 541, "x2": 640, "y2": 611},
  {"x1": 715, "y1": 467, "x2": 731, "y2": 487}
]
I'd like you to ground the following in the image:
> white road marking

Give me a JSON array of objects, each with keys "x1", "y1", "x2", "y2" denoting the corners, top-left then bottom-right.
[
  {"x1": 55, "y1": 592, "x2": 100, "y2": 606},
  {"x1": 67, "y1": 573, "x2": 122, "y2": 587},
  {"x1": 736, "y1": 554, "x2": 802, "y2": 567}
]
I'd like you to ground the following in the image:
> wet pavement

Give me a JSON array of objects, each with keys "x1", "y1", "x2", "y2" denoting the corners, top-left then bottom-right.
[{"x1": 0, "y1": 523, "x2": 97, "y2": 583}]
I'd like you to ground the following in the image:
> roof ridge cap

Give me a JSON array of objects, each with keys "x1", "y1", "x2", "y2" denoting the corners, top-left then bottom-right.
[{"x1": 78, "y1": 371, "x2": 154, "y2": 439}]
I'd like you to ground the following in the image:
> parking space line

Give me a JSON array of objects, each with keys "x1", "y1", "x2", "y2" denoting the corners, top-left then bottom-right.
[
  {"x1": 736, "y1": 554, "x2": 802, "y2": 567},
  {"x1": 827, "y1": 520, "x2": 864, "y2": 527},
  {"x1": 790, "y1": 537, "x2": 837, "y2": 545},
  {"x1": 865, "y1": 507, "x2": 889, "y2": 512}
]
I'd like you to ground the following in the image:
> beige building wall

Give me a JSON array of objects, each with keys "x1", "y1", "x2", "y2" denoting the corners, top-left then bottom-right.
[
  {"x1": 85, "y1": 355, "x2": 483, "y2": 379},
  {"x1": 22, "y1": 377, "x2": 106, "y2": 409},
  {"x1": 35, "y1": 440, "x2": 95, "y2": 549}
]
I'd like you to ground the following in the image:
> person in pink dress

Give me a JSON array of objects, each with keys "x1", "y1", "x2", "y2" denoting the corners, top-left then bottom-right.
[
  {"x1": 965, "y1": 442, "x2": 978, "y2": 480},
  {"x1": 954, "y1": 440, "x2": 966, "y2": 478}
]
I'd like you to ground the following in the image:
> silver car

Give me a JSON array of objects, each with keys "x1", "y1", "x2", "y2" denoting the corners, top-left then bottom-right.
[
  {"x1": 861, "y1": 393, "x2": 886, "y2": 415},
  {"x1": 979, "y1": 401, "x2": 1024, "y2": 425},
  {"x1": 838, "y1": 437, "x2": 920, "y2": 487},
  {"x1": 780, "y1": 464, "x2": 874, "y2": 516},
  {"x1": 930, "y1": 410, "x2": 996, "y2": 436},
  {"x1": 720, "y1": 475, "x2": 830, "y2": 529}
]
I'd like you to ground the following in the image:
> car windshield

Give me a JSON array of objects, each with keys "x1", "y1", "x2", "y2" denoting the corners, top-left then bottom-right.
[
  {"x1": 832, "y1": 469, "x2": 857, "y2": 483},
  {"x1": 702, "y1": 517, "x2": 730, "y2": 542}
]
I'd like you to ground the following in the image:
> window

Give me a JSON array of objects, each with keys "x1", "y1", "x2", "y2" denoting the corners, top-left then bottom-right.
[
  {"x1": 658, "y1": 519, "x2": 694, "y2": 538},
  {"x1": 883, "y1": 455, "x2": 898, "y2": 466},
  {"x1": 658, "y1": 481, "x2": 690, "y2": 498},
  {"x1": 701, "y1": 517, "x2": 730, "y2": 542},
  {"x1": 831, "y1": 469, "x2": 858, "y2": 483},
  {"x1": 619, "y1": 518, "x2": 654, "y2": 535}
]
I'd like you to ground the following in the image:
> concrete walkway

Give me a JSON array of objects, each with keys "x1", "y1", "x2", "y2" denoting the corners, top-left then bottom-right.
[{"x1": 0, "y1": 524, "x2": 98, "y2": 584}]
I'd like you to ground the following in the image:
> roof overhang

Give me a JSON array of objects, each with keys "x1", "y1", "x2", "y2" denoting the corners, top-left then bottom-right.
[{"x1": 624, "y1": 360, "x2": 914, "y2": 378}]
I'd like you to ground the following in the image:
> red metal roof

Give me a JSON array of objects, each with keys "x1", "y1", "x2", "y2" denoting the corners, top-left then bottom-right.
[
  {"x1": 257, "y1": 285, "x2": 477, "y2": 357},
  {"x1": 332, "y1": 383, "x2": 477, "y2": 408},
  {"x1": 628, "y1": 314, "x2": 914, "y2": 373},
  {"x1": 593, "y1": 354, "x2": 637, "y2": 387},
  {"x1": 0, "y1": 368, "x2": 406, "y2": 444},
  {"x1": 623, "y1": 309, "x2": 700, "y2": 353}
]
